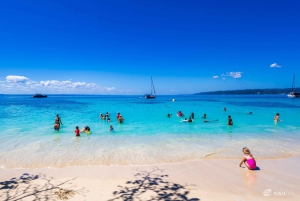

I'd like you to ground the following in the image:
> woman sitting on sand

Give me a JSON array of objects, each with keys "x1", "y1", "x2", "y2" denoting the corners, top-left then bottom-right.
[{"x1": 239, "y1": 147, "x2": 256, "y2": 170}]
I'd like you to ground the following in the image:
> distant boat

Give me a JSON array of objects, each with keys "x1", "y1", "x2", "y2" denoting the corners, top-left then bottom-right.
[
  {"x1": 287, "y1": 74, "x2": 300, "y2": 98},
  {"x1": 145, "y1": 76, "x2": 156, "y2": 99},
  {"x1": 32, "y1": 93, "x2": 47, "y2": 98}
]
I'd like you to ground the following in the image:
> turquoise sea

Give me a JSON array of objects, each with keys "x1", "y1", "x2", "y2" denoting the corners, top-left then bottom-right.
[{"x1": 0, "y1": 94, "x2": 299, "y2": 168}]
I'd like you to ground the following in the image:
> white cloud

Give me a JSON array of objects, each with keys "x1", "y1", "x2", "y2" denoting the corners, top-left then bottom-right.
[
  {"x1": 220, "y1": 72, "x2": 243, "y2": 79},
  {"x1": 270, "y1": 63, "x2": 281, "y2": 68},
  {"x1": 227, "y1": 72, "x2": 242, "y2": 78},
  {"x1": 1, "y1": 75, "x2": 116, "y2": 94},
  {"x1": 213, "y1": 76, "x2": 219, "y2": 79},
  {"x1": 6, "y1": 75, "x2": 29, "y2": 83}
]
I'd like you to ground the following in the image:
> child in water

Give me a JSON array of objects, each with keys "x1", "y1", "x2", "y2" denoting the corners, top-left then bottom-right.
[
  {"x1": 109, "y1": 125, "x2": 114, "y2": 132},
  {"x1": 75, "y1": 126, "x2": 80, "y2": 137},
  {"x1": 239, "y1": 147, "x2": 256, "y2": 170}
]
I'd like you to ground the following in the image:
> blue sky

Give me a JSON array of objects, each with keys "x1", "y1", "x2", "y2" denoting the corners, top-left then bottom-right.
[{"x1": 0, "y1": 0, "x2": 300, "y2": 94}]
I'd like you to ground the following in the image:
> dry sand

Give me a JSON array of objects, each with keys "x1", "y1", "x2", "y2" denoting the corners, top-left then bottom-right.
[{"x1": 0, "y1": 157, "x2": 299, "y2": 201}]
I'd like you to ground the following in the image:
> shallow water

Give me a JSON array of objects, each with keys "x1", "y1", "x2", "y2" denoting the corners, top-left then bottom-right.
[{"x1": 0, "y1": 94, "x2": 299, "y2": 168}]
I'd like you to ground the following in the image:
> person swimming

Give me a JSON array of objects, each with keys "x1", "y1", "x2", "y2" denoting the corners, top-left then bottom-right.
[
  {"x1": 167, "y1": 113, "x2": 172, "y2": 118},
  {"x1": 105, "y1": 112, "x2": 110, "y2": 118},
  {"x1": 188, "y1": 117, "x2": 193, "y2": 122},
  {"x1": 202, "y1": 114, "x2": 206, "y2": 118},
  {"x1": 109, "y1": 125, "x2": 114, "y2": 132},
  {"x1": 223, "y1": 107, "x2": 227, "y2": 111},
  {"x1": 81, "y1": 126, "x2": 90, "y2": 133},
  {"x1": 107, "y1": 117, "x2": 111, "y2": 122},
  {"x1": 228, "y1": 115, "x2": 233, "y2": 125},
  {"x1": 177, "y1": 111, "x2": 184, "y2": 117},
  {"x1": 249, "y1": 112, "x2": 253, "y2": 115},
  {"x1": 239, "y1": 147, "x2": 256, "y2": 170}
]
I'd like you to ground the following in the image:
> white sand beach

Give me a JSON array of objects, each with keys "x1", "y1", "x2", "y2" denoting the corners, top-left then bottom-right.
[{"x1": 0, "y1": 157, "x2": 299, "y2": 201}]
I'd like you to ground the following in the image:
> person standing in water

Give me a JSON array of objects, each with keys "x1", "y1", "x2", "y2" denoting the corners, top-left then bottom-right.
[
  {"x1": 55, "y1": 114, "x2": 63, "y2": 126},
  {"x1": 75, "y1": 126, "x2": 80, "y2": 137},
  {"x1": 109, "y1": 125, "x2": 114, "y2": 131},
  {"x1": 228, "y1": 115, "x2": 233, "y2": 125},
  {"x1": 274, "y1": 113, "x2": 280, "y2": 122},
  {"x1": 190, "y1": 112, "x2": 195, "y2": 119}
]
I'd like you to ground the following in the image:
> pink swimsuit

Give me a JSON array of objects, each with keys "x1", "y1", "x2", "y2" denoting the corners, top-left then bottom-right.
[{"x1": 246, "y1": 154, "x2": 256, "y2": 170}]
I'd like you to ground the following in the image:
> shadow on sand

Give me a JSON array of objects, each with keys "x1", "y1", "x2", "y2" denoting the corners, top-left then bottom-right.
[
  {"x1": 0, "y1": 173, "x2": 87, "y2": 201},
  {"x1": 108, "y1": 167, "x2": 200, "y2": 201}
]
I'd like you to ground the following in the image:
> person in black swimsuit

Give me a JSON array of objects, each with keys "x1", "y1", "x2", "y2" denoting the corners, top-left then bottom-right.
[{"x1": 54, "y1": 114, "x2": 63, "y2": 130}]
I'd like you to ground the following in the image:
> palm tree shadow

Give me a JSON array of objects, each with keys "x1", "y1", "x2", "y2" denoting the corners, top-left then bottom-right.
[
  {"x1": 0, "y1": 173, "x2": 88, "y2": 201},
  {"x1": 108, "y1": 167, "x2": 200, "y2": 201}
]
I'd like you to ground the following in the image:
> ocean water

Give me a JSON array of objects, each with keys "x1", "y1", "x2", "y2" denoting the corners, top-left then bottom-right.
[{"x1": 0, "y1": 94, "x2": 300, "y2": 168}]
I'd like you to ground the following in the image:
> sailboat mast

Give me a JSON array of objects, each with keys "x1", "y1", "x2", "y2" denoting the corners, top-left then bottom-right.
[{"x1": 292, "y1": 73, "x2": 295, "y2": 92}]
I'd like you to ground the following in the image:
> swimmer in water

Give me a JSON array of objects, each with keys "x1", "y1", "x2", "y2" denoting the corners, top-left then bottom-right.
[
  {"x1": 188, "y1": 117, "x2": 193, "y2": 122},
  {"x1": 274, "y1": 113, "x2": 280, "y2": 122},
  {"x1": 55, "y1": 114, "x2": 63, "y2": 127},
  {"x1": 107, "y1": 117, "x2": 111, "y2": 122},
  {"x1": 109, "y1": 125, "x2": 114, "y2": 132},
  {"x1": 249, "y1": 112, "x2": 252, "y2": 115},
  {"x1": 118, "y1": 115, "x2": 124, "y2": 123},
  {"x1": 224, "y1": 107, "x2": 227, "y2": 111},
  {"x1": 177, "y1": 111, "x2": 184, "y2": 117},
  {"x1": 99, "y1": 113, "x2": 103, "y2": 119},
  {"x1": 202, "y1": 114, "x2": 207, "y2": 118},
  {"x1": 190, "y1": 112, "x2": 194, "y2": 119},
  {"x1": 228, "y1": 115, "x2": 233, "y2": 125},
  {"x1": 81, "y1": 126, "x2": 90, "y2": 133},
  {"x1": 75, "y1": 126, "x2": 80, "y2": 137},
  {"x1": 167, "y1": 113, "x2": 172, "y2": 118}
]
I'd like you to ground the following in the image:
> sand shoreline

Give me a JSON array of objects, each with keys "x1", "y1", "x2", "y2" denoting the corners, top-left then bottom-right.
[{"x1": 1, "y1": 157, "x2": 299, "y2": 201}]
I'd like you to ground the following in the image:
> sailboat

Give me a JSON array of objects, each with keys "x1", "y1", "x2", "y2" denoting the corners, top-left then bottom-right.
[
  {"x1": 287, "y1": 73, "x2": 300, "y2": 98},
  {"x1": 145, "y1": 76, "x2": 156, "y2": 99}
]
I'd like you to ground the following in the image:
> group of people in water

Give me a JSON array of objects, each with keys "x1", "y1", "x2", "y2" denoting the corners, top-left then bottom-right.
[
  {"x1": 99, "y1": 112, "x2": 124, "y2": 123},
  {"x1": 166, "y1": 108, "x2": 281, "y2": 126}
]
